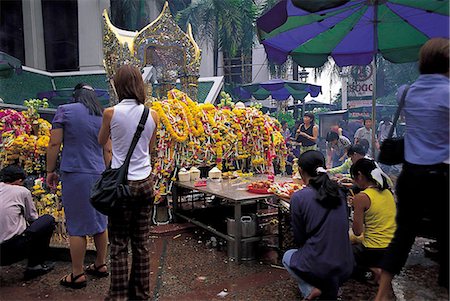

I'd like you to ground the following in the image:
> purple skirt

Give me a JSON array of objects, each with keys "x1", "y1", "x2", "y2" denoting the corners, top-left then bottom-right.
[{"x1": 61, "y1": 171, "x2": 108, "y2": 236}]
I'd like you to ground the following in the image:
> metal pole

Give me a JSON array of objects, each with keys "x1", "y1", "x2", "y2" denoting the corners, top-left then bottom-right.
[
  {"x1": 342, "y1": 76, "x2": 348, "y2": 110},
  {"x1": 293, "y1": 61, "x2": 299, "y2": 119},
  {"x1": 293, "y1": 61, "x2": 299, "y2": 81},
  {"x1": 302, "y1": 98, "x2": 306, "y2": 118},
  {"x1": 371, "y1": 1, "x2": 378, "y2": 158},
  {"x1": 372, "y1": 60, "x2": 377, "y2": 158}
]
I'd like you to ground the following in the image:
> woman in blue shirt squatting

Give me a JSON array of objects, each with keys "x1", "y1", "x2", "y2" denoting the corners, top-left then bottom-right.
[{"x1": 282, "y1": 150, "x2": 354, "y2": 300}]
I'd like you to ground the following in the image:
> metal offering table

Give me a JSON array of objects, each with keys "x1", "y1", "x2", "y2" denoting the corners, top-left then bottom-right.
[{"x1": 172, "y1": 176, "x2": 290, "y2": 263}]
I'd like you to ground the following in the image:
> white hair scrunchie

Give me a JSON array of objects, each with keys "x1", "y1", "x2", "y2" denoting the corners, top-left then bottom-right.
[
  {"x1": 316, "y1": 166, "x2": 327, "y2": 174},
  {"x1": 370, "y1": 168, "x2": 384, "y2": 187},
  {"x1": 82, "y1": 85, "x2": 95, "y2": 91},
  {"x1": 373, "y1": 162, "x2": 393, "y2": 188}
]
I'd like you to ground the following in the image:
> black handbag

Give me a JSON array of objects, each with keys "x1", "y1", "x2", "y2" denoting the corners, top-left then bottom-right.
[
  {"x1": 378, "y1": 86, "x2": 409, "y2": 165},
  {"x1": 90, "y1": 107, "x2": 149, "y2": 215}
]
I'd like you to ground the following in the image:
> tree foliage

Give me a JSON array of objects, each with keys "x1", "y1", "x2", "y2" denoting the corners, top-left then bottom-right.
[
  {"x1": 176, "y1": 0, "x2": 258, "y2": 76},
  {"x1": 376, "y1": 57, "x2": 419, "y2": 104},
  {"x1": 260, "y1": 0, "x2": 280, "y2": 15},
  {"x1": 275, "y1": 111, "x2": 295, "y2": 128},
  {"x1": 331, "y1": 89, "x2": 342, "y2": 108},
  {"x1": 110, "y1": 0, "x2": 155, "y2": 31},
  {"x1": 168, "y1": 0, "x2": 191, "y2": 15}
]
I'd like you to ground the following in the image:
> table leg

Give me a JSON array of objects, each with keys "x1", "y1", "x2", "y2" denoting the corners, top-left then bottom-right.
[
  {"x1": 171, "y1": 185, "x2": 179, "y2": 223},
  {"x1": 278, "y1": 203, "x2": 283, "y2": 258},
  {"x1": 234, "y1": 201, "x2": 242, "y2": 264}
]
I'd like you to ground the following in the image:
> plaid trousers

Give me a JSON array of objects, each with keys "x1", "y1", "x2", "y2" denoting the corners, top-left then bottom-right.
[
  {"x1": 128, "y1": 175, "x2": 154, "y2": 200},
  {"x1": 107, "y1": 200, "x2": 152, "y2": 301}
]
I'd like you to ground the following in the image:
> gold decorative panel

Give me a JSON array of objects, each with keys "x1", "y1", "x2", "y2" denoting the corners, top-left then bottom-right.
[{"x1": 102, "y1": 2, "x2": 201, "y2": 104}]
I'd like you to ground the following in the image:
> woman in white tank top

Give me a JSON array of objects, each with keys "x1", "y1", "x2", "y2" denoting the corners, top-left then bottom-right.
[{"x1": 98, "y1": 65, "x2": 159, "y2": 300}]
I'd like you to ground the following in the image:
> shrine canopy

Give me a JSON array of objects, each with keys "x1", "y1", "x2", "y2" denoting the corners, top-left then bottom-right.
[{"x1": 235, "y1": 79, "x2": 322, "y2": 101}]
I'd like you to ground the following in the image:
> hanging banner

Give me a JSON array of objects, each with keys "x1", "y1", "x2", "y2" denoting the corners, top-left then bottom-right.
[
  {"x1": 346, "y1": 63, "x2": 374, "y2": 118},
  {"x1": 347, "y1": 63, "x2": 374, "y2": 108}
]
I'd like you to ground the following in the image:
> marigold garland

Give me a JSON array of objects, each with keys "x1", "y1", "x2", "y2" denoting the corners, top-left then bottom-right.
[
  {"x1": 152, "y1": 101, "x2": 189, "y2": 142},
  {"x1": 150, "y1": 89, "x2": 288, "y2": 204}
]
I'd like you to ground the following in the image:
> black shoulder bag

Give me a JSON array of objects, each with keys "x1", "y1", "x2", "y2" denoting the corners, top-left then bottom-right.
[
  {"x1": 90, "y1": 107, "x2": 149, "y2": 216},
  {"x1": 378, "y1": 86, "x2": 409, "y2": 165}
]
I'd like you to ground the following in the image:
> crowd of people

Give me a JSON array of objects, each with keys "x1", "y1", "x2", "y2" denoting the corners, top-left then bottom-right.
[
  {"x1": 283, "y1": 112, "x2": 389, "y2": 172},
  {"x1": 0, "y1": 38, "x2": 448, "y2": 301},
  {"x1": 282, "y1": 38, "x2": 449, "y2": 300}
]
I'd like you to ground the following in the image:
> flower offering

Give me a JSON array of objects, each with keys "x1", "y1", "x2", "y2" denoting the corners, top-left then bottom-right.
[{"x1": 150, "y1": 89, "x2": 287, "y2": 204}]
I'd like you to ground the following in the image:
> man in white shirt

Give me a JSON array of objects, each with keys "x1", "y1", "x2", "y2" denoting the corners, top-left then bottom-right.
[
  {"x1": 354, "y1": 118, "x2": 379, "y2": 157},
  {"x1": 0, "y1": 165, "x2": 55, "y2": 279},
  {"x1": 377, "y1": 116, "x2": 396, "y2": 144}
]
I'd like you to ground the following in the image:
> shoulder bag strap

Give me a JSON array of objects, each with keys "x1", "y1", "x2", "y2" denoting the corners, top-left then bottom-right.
[
  {"x1": 121, "y1": 107, "x2": 150, "y2": 176},
  {"x1": 388, "y1": 85, "x2": 409, "y2": 139}
]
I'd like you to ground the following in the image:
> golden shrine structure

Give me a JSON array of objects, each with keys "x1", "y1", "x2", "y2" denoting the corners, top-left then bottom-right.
[{"x1": 102, "y1": 2, "x2": 201, "y2": 103}]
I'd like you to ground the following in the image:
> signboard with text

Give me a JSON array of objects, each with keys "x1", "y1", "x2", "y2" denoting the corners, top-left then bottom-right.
[{"x1": 347, "y1": 64, "x2": 373, "y2": 107}]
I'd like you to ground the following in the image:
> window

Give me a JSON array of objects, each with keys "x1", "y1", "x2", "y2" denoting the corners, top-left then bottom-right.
[
  {"x1": 223, "y1": 50, "x2": 252, "y2": 85},
  {"x1": 42, "y1": 0, "x2": 79, "y2": 71},
  {"x1": 0, "y1": 0, "x2": 25, "y2": 63}
]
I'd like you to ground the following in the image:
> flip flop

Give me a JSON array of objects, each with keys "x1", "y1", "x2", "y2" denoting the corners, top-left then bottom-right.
[
  {"x1": 85, "y1": 263, "x2": 109, "y2": 278},
  {"x1": 60, "y1": 273, "x2": 87, "y2": 289}
]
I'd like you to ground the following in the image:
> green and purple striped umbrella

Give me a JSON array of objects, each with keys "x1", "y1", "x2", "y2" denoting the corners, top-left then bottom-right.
[{"x1": 257, "y1": 0, "x2": 449, "y2": 67}]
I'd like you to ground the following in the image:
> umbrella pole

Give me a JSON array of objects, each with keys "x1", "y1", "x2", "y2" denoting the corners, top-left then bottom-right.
[
  {"x1": 293, "y1": 62, "x2": 300, "y2": 118},
  {"x1": 371, "y1": 57, "x2": 377, "y2": 158},
  {"x1": 371, "y1": 1, "x2": 378, "y2": 158}
]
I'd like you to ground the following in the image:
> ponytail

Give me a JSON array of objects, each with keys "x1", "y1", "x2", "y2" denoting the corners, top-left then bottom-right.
[
  {"x1": 350, "y1": 158, "x2": 390, "y2": 190},
  {"x1": 309, "y1": 172, "x2": 342, "y2": 209},
  {"x1": 298, "y1": 150, "x2": 343, "y2": 209}
]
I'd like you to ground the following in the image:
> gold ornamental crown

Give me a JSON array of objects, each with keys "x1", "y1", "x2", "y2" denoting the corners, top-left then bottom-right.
[{"x1": 102, "y1": 2, "x2": 201, "y2": 103}]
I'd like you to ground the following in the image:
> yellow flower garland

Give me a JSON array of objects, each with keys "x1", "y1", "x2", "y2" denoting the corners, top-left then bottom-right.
[
  {"x1": 151, "y1": 89, "x2": 288, "y2": 204},
  {"x1": 152, "y1": 101, "x2": 189, "y2": 142}
]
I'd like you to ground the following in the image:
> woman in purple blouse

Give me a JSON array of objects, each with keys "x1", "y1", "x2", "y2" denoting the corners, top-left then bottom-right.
[
  {"x1": 283, "y1": 150, "x2": 354, "y2": 300},
  {"x1": 46, "y1": 83, "x2": 111, "y2": 289}
]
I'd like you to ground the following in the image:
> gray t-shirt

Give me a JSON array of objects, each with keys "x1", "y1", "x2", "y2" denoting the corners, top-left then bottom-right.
[
  {"x1": 378, "y1": 121, "x2": 396, "y2": 143},
  {"x1": 354, "y1": 126, "x2": 375, "y2": 149},
  {"x1": 327, "y1": 136, "x2": 351, "y2": 154},
  {"x1": 0, "y1": 183, "x2": 38, "y2": 243}
]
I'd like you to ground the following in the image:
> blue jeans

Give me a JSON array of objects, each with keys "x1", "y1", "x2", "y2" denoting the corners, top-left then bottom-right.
[{"x1": 283, "y1": 249, "x2": 314, "y2": 298}]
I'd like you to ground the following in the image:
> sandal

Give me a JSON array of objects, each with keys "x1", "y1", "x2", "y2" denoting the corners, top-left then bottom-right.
[
  {"x1": 60, "y1": 273, "x2": 87, "y2": 289},
  {"x1": 85, "y1": 263, "x2": 109, "y2": 278}
]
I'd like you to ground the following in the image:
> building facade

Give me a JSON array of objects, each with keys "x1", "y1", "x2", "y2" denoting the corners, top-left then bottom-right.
[{"x1": 0, "y1": 0, "x2": 269, "y2": 82}]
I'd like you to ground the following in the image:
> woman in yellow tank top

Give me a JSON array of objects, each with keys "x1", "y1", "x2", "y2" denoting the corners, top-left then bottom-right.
[{"x1": 349, "y1": 158, "x2": 396, "y2": 284}]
